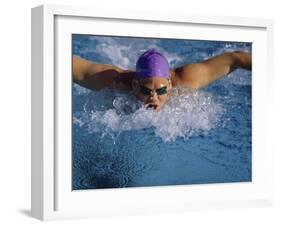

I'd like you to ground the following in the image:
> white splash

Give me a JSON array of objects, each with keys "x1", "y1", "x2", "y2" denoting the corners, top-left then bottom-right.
[
  {"x1": 88, "y1": 36, "x2": 184, "y2": 70},
  {"x1": 73, "y1": 88, "x2": 224, "y2": 142}
]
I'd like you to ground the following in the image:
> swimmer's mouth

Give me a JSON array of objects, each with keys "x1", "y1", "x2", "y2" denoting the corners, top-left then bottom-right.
[{"x1": 147, "y1": 104, "x2": 159, "y2": 110}]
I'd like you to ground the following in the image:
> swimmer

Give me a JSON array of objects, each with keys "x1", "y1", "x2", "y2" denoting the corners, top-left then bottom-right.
[{"x1": 73, "y1": 48, "x2": 251, "y2": 111}]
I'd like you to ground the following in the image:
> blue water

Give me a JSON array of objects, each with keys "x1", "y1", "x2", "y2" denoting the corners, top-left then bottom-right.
[{"x1": 72, "y1": 34, "x2": 252, "y2": 190}]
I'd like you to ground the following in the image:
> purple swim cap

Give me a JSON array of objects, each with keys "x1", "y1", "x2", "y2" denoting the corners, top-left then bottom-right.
[{"x1": 136, "y1": 49, "x2": 170, "y2": 79}]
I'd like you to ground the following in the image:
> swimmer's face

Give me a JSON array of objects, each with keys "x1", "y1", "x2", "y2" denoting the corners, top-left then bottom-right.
[{"x1": 133, "y1": 77, "x2": 172, "y2": 111}]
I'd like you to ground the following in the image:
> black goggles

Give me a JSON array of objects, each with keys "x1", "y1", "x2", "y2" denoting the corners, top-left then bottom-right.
[{"x1": 139, "y1": 85, "x2": 168, "y2": 96}]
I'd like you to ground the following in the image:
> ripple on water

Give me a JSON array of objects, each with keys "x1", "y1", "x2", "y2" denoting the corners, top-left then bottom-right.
[
  {"x1": 79, "y1": 174, "x2": 130, "y2": 189},
  {"x1": 72, "y1": 87, "x2": 228, "y2": 189}
]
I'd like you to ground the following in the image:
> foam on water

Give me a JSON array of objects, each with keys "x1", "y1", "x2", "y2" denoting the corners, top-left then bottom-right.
[{"x1": 73, "y1": 85, "x2": 224, "y2": 142}]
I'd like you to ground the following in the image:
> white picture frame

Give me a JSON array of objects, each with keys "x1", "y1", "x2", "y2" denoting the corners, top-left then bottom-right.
[{"x1": 31, "y1": 4, "x2": 274, "y2": 221}]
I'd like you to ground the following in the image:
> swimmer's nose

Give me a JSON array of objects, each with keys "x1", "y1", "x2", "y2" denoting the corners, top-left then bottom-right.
[{"x1": 149, "y1": 92, "x2": 158, "y2": 101}]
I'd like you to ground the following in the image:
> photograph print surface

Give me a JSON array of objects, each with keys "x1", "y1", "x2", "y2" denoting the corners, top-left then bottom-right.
[{"x1": 72, "y1": 34, "x2": 252, "y2": 190}]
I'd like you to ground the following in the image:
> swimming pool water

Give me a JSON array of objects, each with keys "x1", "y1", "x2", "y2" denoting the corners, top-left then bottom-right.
[{"x1": 72, "y1": 35, "x2": 252, "y2": 190}]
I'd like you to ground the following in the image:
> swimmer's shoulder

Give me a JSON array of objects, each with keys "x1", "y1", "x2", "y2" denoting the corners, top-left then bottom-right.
[
  {"x1": 112, "y1": 70, "x2": 136, "y2": 91},
  {"x1": 171, "y1": 64, "x2": 206, "y2": 89},
  {"x1": 170, "y1": 67, "x2": 194, "y2": 88}
]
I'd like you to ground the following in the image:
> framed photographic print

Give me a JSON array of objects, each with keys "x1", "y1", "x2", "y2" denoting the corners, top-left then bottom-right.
[{"x1": 31, "y1": 4, "x2": 274, "y2": 221}]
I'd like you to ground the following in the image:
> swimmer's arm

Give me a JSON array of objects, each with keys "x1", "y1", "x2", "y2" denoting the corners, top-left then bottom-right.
[
  {"x1": 174, "y1": 51, "x2": 252, "y2": 89},
  {"x1": 72, "y1": 55, "x2": 127, "y2": 90}
]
